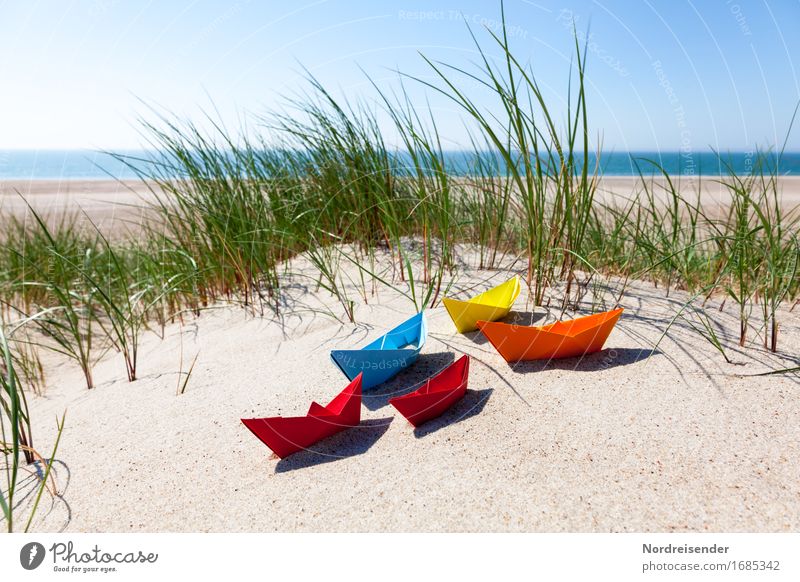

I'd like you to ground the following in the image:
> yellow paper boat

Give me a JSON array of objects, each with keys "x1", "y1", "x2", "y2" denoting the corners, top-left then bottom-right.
[{"x1": 442, "y1": 276, "x2": 521, "y2": 333}]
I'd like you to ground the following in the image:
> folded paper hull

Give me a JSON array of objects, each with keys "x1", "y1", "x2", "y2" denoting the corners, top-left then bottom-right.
[
  {"x1": 442, "y1": 298, "x2": 514, "y2": 334},
  {"x1": 443, "y1": 276, "x2": 521, "y2": 333},
  {"x1": 389, "y1": 355, "x2": 469, "y2": 427},
  {"x1": 330, "y1": 348, "x2": 421, "y2": 390},
  {"x1": 477, "y1": 308, "x2": 623, "y2": 362},
  {"x1": 330, "y1": 312, "x2": 427, "y2": 390},
  {"x1": 241, "y1": 374, "x2": 362, "y2": 459}
]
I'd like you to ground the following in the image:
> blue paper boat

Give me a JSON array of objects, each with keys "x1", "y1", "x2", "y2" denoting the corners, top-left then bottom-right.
[{"x1": 330, "y1": 312, "x2": 427, "y2": 390}]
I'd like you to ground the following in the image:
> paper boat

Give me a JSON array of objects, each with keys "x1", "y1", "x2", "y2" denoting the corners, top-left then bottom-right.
[
  {"x1": 477, "y1": 307, "x2": 623, "y2": 362},
  {"x1": 330, "y1": 312, "x2": 427, "y2": 390},
  {"x1": 442, "y1": 276, "x2": 521, "y2": 333},
  {"x1": 241, "y1": 374, "x2": 362, "y2": 459},
  {"x1": 389, "y1": 354, "x2": 470, "y2": 427}
]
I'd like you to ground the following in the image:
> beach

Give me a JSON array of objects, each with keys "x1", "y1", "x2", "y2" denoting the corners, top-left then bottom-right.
[
  {"x1": 3, "y1": 177, "x2": 799, "y2": 234},
  {"x1": 17, "y1": 248, "x2": 800, "y2": 533},
  {"x1": 0, "y1": 179, "x2": 158, "y2": 236}
]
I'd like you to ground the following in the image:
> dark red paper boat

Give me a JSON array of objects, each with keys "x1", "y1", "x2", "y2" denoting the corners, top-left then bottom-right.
[
  {"x1": 389, "y1": 355, "x2": 470, "y2": 427},
  {"x1": 241, "y1": 373, "x2": 362, "y2": 458}
]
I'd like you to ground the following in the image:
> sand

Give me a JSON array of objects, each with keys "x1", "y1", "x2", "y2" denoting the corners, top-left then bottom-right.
[
  {"x1": 2, "y1": 177, "x2": 799, "y2": 237},
  {"x1": 16, "y1": 251, "x2": 800, "y2": 533},
  {"x1": 597, "y1": 175, "x2": 800, "y2": 207},
  {"x1": 0, "y1": 179, "x2": 159, "y2": 236}
]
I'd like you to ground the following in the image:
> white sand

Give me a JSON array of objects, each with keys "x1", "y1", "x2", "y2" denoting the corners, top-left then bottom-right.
[{"x1": 18, "y1": 255, "x2": 800, "y2": 533}]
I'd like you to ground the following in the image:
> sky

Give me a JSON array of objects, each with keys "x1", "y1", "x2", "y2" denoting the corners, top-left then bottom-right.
[{"x1": 0, "y1": 0, "x2": 799, "y2": 151}]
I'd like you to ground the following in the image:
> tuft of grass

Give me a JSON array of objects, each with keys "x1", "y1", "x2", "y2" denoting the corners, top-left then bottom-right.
[
  {"x1": 116, "y1": 116, "x2": 285, "y2": 316},
  {"x1": 409, "y1": 5, "x2": 599, "y2": 306},
  {"x1": 1, "y1": 322, "x2": 66, "y2": 532},
  {"x1": 5, "y1": 206, "x2": 99, "y2": 389},
  {"x1": 714, "y1": 145, "x2": 800, "y2": 351}
]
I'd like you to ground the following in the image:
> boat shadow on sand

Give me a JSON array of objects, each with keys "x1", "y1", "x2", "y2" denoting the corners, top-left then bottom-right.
[
  {"x1": 508, "y1": 347, "x2": 658, "y2": 374},
  {"x1": 275, "y1": 418, "x2": 393, "y2": 473},
  {"x1": 412, "y1": 388, "x2": 494, "y2": 438},
  {"x1": 360, "y1": 351, "x2": 456, "y2": 411}
]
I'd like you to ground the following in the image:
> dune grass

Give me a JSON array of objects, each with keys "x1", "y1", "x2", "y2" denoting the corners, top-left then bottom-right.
[
  {"x1": 2, "y1": 210, "x2": 100, "y2": 389},
  {"x1": 0, "y1": 13, "x2": 795, "y2": 379},
  {"x1": 414, "y1": 11, "x2": 600, "y2": 308},
  {"x1": 1, "y1": 324, "x2": 65, "y2": 532},
  {"x1": 718, "y1": 146, "x2": 799, "y2": 351}
]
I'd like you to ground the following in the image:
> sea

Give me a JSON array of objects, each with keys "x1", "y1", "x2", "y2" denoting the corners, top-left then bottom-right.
[{"x1": 1, "y1": 149, "x2": 799, "y2": 180}]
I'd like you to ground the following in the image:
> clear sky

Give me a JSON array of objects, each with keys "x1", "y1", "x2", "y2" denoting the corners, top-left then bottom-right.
[{"x1": 1, "y1": 0, "x2": 798, "y2": 151}]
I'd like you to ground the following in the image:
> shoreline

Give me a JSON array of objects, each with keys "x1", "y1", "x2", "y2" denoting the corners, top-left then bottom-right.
[{"x1": 2, "y1": 175, "x2": 799, "y2": 212}]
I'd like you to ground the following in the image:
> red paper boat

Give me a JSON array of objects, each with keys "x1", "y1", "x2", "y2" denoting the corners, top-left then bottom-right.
[
  {"x1": 241, "y1": 374, "x2": 362, "y2": 459},
  {"x1": 389, "y1": 355, "x2": 470, "y2": 427}
]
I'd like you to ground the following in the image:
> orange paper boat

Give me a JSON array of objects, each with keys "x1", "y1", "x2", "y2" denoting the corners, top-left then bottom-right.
[
  {"x1": 477, "y1": 308, "x2": 623, "y2": 362},
  {"x1": 389, "y1": 355, "x2": 470, "y2": 427},
  {"x1": 241, "y1": 374, "x2": 362, "y2": 459}
]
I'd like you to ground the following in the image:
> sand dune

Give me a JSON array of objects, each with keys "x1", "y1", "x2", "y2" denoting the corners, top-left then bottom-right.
[{"x1": 22, "y1": 260, "x2": 800, "y2": 533}]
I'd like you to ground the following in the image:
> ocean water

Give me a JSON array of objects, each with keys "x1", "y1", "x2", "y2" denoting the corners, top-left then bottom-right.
[
  {"x1": 1, "y1": 149, "x2": 799, "y2": 179},
  {"x1": 0, "y1": 150, "x2": 147, "y2": 180}
]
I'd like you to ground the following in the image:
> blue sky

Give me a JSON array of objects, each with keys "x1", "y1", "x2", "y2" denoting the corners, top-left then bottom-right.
[{"x1": 1, "y1": 0, "x2": 798, "y2": 151}]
